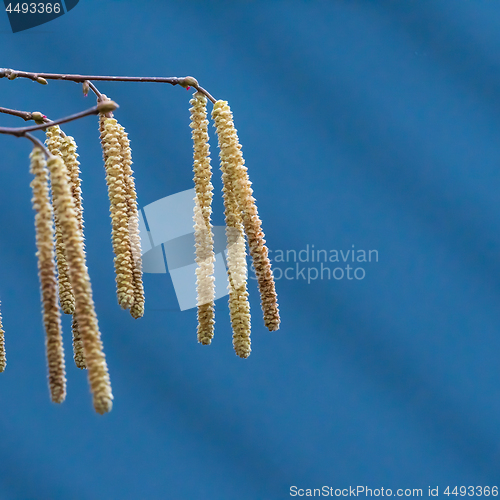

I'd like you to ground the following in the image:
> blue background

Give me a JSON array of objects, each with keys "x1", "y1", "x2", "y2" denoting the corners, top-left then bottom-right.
[{"x1": 1, "y1": 1, "x2": 500, "y2": 498}]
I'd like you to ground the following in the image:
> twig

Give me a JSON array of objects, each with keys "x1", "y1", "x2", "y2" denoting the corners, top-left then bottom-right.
[
  {"x1": 0, "y1": 101, "x2": 118, "y2": 137},
  {"x1": 87, "y1": 81, "x2": 101, "y2": 98},
  {"x1": 0, "y1": 106, "x2": 56, "y2": 125},
  {"x1": 25, "y1": 133, "x2": 50, "y2": 156},
  {"x1": 0, "y1": 101, "x2": 117, "y2": 156},
  {"x1": 0, "y1": 106, "x2": 34, "y2": 121},
  {"x1": 0, "y1": 68, "x2": 217, "y2": 103}
]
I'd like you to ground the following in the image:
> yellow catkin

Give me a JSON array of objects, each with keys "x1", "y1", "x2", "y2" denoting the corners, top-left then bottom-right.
[
  {"x1": 220, "y1": 161, "x2": 251, "y2": 358},
  {"x1": 45, "y1": 126, "x2": 75, "y2": 315},
  {"x1": 212, "y1": 101, "x2": 280, "y2": 332},
  {"x1": 100, "y1": 118, "x2": 135, "y2": 310},
  {"x1": 117, "y1": 124, "x2": 145, "y2": 319},
  {"x1": 60, "y1": 136, "x2": 84, "y2": 236},
  {"x1": 30, "y1": 148, "x2": 66, "y2": 403},
  {"x1": 190, "y1": 92, "x2": 216, "y2": 345},
  {"x1": 59, "y1": 135, "x2": 87, "y2": 367},
  {"x1": 0, "y1": 301, "x2": 6, "y2": 372},
  {"x1": 48, "y1": 154, "x2": 113, "y2": 414}
]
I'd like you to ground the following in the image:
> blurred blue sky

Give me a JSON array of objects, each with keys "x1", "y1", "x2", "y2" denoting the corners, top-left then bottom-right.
[{"x1": 1, "y1": 1, "x2": 500, "y2": 498}]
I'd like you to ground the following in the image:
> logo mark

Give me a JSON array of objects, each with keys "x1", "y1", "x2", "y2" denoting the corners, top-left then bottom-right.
[{"x1": 139, "y1": 188, "x2": 231, "y2": 311}]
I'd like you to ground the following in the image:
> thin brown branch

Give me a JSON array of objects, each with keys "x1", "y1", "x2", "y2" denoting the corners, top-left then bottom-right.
[
  {"x1": 0, "y1": 106, "x2": 59, "y2": 129},
  {"x1": 0, "y1": 101, "x2": 118, "y2": 137},
  {"x1": 0, "y1": 68, "x2": 217, "y2": 103},
  {"x1": 87, "y1": 81, "x2": 101, "y2": 98},
  {"x1": 0, "y1": 102, "x2": 116, "y2": 156},
  {"x1": 196, "y1": 86, "x2": 216, "y2": 104},
  {"x1": 0, "y1": 68, "x2": 180, "y2": 84},
  {"x1": 0, "y1": 106, "x2": 34, "y2": 121}
]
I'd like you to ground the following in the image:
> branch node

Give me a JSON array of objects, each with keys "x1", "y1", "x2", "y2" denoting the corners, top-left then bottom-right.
[
  {"x1": 96, "y1": 100, "x2": 118, "y2": 114},
  {"x1": 31, "y1": 112, "x2": 46, "y2": 124},
  {"x1": 179, "y1": 76, "x2": 199, "y2": 89}
]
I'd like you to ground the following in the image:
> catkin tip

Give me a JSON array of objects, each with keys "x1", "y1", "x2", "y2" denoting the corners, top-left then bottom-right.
[
  {"x1": 94, "y1": 395, "x2": 113, "y2": 415},
  {"x1": 197, "y1": 302, "x2": 215, "y2": 345},
  {"x1": 72, "y1": 316, "x2": 87, "y2": 369}
]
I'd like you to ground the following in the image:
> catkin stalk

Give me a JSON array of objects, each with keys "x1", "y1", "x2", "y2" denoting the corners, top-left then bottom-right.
[
  {"x1": 48, "y1": 154, "x2": 113, "y2": 414},
  {"x1": 30, "y1": 148, "x2": 66, "y2": 403}
]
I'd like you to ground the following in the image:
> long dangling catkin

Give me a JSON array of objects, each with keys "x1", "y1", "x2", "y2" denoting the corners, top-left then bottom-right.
[
  {"x1": 45, "y1": 126, "x2": 75, "y2": 315},
  {"x1": 30, "y1": 148, "x2": 66, "y2": 403},
  {"x1": 212, "y1": 101, "x2": 280, "y2": 331},
  {"x1": 0, "y1": 301, "x2": 6, "y2": 372},
  {"x1": 190, "y1": 92, "x2": 216, "y2": 345},
  {"x1": 220, "y1": 161, "x2": 251, "y2": 358},
  {"x1": 117, "y1": 124, "x2": 144, "y2": 319},
  {"x1": 98, "y1": 95, "x2": 138, "y2": 317},
  {"x1": 100, "y1": 118, "x2": 135, "y2": 310},
  {"x1": 59, "y1": 135, "x2": 87, "y2": 368},
  {"x1": 48, "y1": 154, "x2": 113, "y2": 414}
]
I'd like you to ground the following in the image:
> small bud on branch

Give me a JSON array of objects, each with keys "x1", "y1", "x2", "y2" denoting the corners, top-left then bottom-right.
[{"x1": 82, "y1": 81, "x2": 90, "y2": 97}]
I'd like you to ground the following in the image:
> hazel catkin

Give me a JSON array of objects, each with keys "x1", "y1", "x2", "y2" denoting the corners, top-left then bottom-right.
[
  {"x1": 212, "y1": 101, "x2": 280, "y2": 332},
  {"x1": 45, "y1": 126, "x2": 75, "y2": 315},
  {"x1": 116, "y1": 123, "x2": 144, "y2": 319},
  {"x1": 100, "y1": 117, "x2": 136, "y2": 310},
  {"x1": 30, "y1": 147, "x2": 66, "y2": 403},
  {"x1": 59, "y1": 135, "x2": 88, "y2": 368},
  {"x1": 190, "y1": 92, "x2": 216, "y2": 345},
  {"x1": 48, "y1": 154, "x2": 113, "y2": 414},
  {"x1": 220, "y1": 162, "x2": 251, "y2": 358}
]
